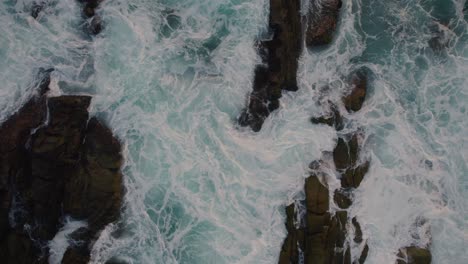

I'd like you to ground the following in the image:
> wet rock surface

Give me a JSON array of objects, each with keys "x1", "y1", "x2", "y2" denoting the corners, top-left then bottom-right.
[
  {"x1": 78, "y1": 0, "x2": 105, "y2": 35},
  {"x1": 306, "y1": 0, "x2": 343, "y2": 47},
  {"x1": 31, "y1": 1, "x2": 46, "y2": 19},
  {"x1": 279, "y1": 169, "x2": 369, "y2": 264},
  {"x1": 396, "y1": 246, "x2": 432, "y2": 264},
  {"x1": 310, "y1": 103, "x2": 344, "y2": 130},
  {"x1": 342, "y1": 71, "x2": 367, "y2": 113},
  {"x1": 0, "y1": 72, "x2": 123, "y2": 263},
  {"x1": 279, "y1": 68, "x2": 371, "y2": 264},
  {"x1": 239, "y1": 0, "x2": 302, "y2": 131}
]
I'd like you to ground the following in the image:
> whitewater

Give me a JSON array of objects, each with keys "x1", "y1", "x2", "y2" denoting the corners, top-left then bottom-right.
[{"x1": 0, "y1": 0, "x2": 466, "y2": 263}]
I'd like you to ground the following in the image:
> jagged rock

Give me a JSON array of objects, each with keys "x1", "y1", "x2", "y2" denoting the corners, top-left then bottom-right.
[
  {"x1": 0, "y1": 71, "x2": 52, "y2": 263},
  {"x1": 2, "y1": 233, "x2": 41, "y2": 264},
  {"x1": 305, "y1": 175, "x2": 329, "y2": 214},
  {"x1": 88, "y1": 15, "x2": 103, "y2": 35},
  {"x1": 343, "y1": 71, "x2": 367, "y2": 112},
  {"x1": 306, "y1": 0, "x2": 342, "y2": 47},
  {"x1": 279, "y1": 172, "x2": 358, "y2": 264},
  {"x1": 360, "y1": 243, "x2": 369, "y2": 264},
  {"x1": 31, "y1": 1, "x2": 46, "y2": 19},
  {"x1": 62, "y1": 227, "x2": 93, "y2": 264},
  {"x1": 26, "y1": 96, "x2": 91, "y2": 243},
  {"x1": 333, "y1": 134, "x2": 359, "y2": 171},
  {"x1": 397, "y1": 246, "x2": 432, "y2": 264},
  {"x1": 64, "y1": 117, "x2": 123, "y2": 231},
  {"x1": 341, "y1": 161, "x2": 369, "y2": 188},
  {"x1": 326, "y1": 211, "x2": 348, "y2": 257},
  {"x1": 334, "y1": 188, "x2": 352, "y2": 209},
  {"x1": 310, "y1": 103, "x2": 344, "y2": 130},
  {"x1": 278, "y1": 204, "x2": 301, "y2": 264},
  {"x1": 78, "y1": 0, "x2": 104, "y2": 35},
  {"x1": 239, "y1": 0, "x2": 302, "y2": 131},
  {"x1": 0, "y1": 80, "x2": 123, "y2": 263},
  {"x1": 352, "y1": 217, "x2": 363, "y2": 243}
]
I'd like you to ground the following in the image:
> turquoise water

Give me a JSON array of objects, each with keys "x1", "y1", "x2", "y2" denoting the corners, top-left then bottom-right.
[{"x1": 0, "y1": 0, "x2": 467, "y2": 263}]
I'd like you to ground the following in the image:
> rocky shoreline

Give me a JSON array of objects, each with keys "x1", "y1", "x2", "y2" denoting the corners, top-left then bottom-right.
[
  {"x1": 0, "y1": 70, "x2": 123, "y2": 264},
  {"x1": 239, "y1": 0, "x2": 343, "y2": 131},
  {"x1": 0, "y1": 2, "x2": 123, "y2": 263},
  {"x1": 237, "y1": 0, "x2": 433, "y2": 263},
  {"x1": 279, "y1": 68, "x2": 370, "y2": 264}
]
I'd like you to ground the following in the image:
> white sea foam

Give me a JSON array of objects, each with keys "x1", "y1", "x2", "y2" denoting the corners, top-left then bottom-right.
[{"x1": 48, "y1": 217, "x2": 87, "y2": 264}]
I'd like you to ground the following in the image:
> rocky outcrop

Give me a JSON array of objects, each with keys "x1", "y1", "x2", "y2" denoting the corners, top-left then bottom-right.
[
  {"x1": 279, "y1": 71, "x2": 371, "y2": 264},
  {"x1": 0, "y1": 70, "x2": 51, "y2": 264},
  {"x1": 279, "y1": 166, "x2": 369, "y2": 264},
  {"x1": 343, "y1": 71, "x2": 367, "y2": 113},
  {"x1": 31, "y1": 1, "x2": 46, "y2": 19},
  {"x1": 78, "y1": 0, "x2": 104, "y2": 35},
  {"x1": 239, "y1": 0, "x2": 344, "y2": 131},
  {"x1": 238, "y1": 0, "x2": 302, "y2": 131},
  {"x1": 397, "y1": 246, "x2": 432, "y2": 264},
  {"x1": 310, "y1": 103, "x2": 344, "y2": 130},
  {"x1": 0, "y1": 72, "x2": 123, "y2": 264},
  {"x1": 306, "y1": 0, "x2": 343, "y2": 47}
]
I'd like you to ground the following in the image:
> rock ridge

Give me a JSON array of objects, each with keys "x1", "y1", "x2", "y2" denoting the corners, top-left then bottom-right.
[{"x1": 239, "y1": 0, "x2": 343, "y2": 132}]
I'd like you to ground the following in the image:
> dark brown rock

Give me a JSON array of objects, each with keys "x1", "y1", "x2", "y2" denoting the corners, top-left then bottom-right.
[
  {"x1": 0, "y1": 71, "x2": 51, "y2": 263},
  {"x1": 278, "y1": 204, "x2": 301, "y2": 264},
  {"x1": 89, "y1": 15, "x2": 103, "y2": 35},
  {"x1": 62, "y1": 227, "x2": 93, "y2": 264},
  {"x1": 352, "y1": 217, "x2": 363, "y2": 243},
  {"x1": 359, "y1": 243, "x2": 369, "y2": 264},
  {"x1": 280, "y1": 172, "x2": 357, "y2": 264},
  {"x1": 310, "y1": 103, "x2": 344, "y2": 130},
  {"x1": 0, "y1": 87, "x2": 123, "y2": 263},
  {"x1": 306, "y1": 0, "x2": 342, "y2": 47},
  {"x1": 333, "y1": 134, "x2": 359, "y2": 171},
  {"x1": 239, "y1": 0, "x2": 302, "y2": 131},
  {"x1": 64, "y1": 117, "x2": 123, "y2": 230},
  {"x1": 397, "y1": 246, "x2": 432, "y2": 264},
  {"x1": 343, "y1": 71, "x2": 367, "y2": 112},
  {"x1": 334, "y1": 188, "x2": 352, "y2": 209},
  {"x1": 78, "y1": 0, "x2": 105, "y2": 35},
  {"x1": 305, "y1": 175, "x2": 329, "y2": 214},
  {"x1": 25, "y1": 96, "x2": 91, "y2": 243},
  {"x1": 341, "y1": 160, "x2": 369, "y2": 188}
]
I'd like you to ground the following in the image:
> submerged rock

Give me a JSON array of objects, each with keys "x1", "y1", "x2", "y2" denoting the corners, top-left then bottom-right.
[
  {"x1": 306, "y1": 0, "x2": 343, "y2": 47},
  {"x1": 428, "y1": 22, "x2": 452, "y2": 53},
  {"x1": 310, "y1": 103, "x2": 344, "y2": 130},
  {"x1": 239, "y1": 0, "x2": 302, "y2": 131},
  {"x1": 333, "y1": 134, "x2": 359, "y2": 171},
  {"x1": 0, "y1": 76, "x2": 123, "y2": 263},
  {"x1": 31, "y1": 1, "x2": 46, "y2": 19},
  {"x1": 397, "y1": 246, "x2": 432, "y2": 264},
  {"x1": 78, "y1": 0, "x2": 105, "y2": 35}
]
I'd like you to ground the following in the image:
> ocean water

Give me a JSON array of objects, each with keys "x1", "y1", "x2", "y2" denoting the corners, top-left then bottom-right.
[{"x1": 0, "y1": 0, "x2": 467, "y2": 263}]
